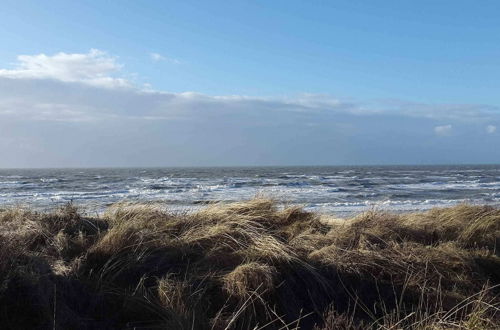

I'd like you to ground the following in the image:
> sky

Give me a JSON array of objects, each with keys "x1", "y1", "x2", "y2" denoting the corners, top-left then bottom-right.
[{"x1": 0, "y1": 0, "x2": 499, "y2": 167}]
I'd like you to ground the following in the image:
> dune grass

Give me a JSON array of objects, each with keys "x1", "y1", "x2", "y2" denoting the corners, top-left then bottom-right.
[{"x1": 0, "y1": 199, "x2": 499, "y2": 329}]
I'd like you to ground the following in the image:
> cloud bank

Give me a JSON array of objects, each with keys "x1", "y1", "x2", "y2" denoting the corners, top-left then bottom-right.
[{"x1": 0, "y1": 50, "x2": 499, "y2": 167}]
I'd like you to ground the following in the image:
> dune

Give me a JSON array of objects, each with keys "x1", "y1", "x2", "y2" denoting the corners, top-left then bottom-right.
[{"x1": 0, "y1": 199, "x2": 499, "y2": 329}]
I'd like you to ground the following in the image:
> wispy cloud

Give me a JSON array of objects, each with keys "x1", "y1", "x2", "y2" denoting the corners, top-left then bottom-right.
[
  {"x1": 486, "y1": 125, "x2": 497, "y2": 134},
  {"x1": 150, "y1": 52, "x2": 165, "y2": 61},
  {"x1": 150, "y1": 52, "x2": 180, "y2": 64},
  {"x1": 434, "y1": 124, "x2": 452, "y2": 136}
]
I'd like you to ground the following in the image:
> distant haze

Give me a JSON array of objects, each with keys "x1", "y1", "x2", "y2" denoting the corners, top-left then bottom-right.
[{"x1": 0, "y1": 1, "x2": 499, "y2": 167}]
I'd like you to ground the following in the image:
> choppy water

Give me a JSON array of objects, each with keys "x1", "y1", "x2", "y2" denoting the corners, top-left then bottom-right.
[{"x1": 1, "y1": 165, "x2": 500, "y2": 216}]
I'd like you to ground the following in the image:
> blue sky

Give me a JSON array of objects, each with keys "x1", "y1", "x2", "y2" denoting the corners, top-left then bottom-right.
[{"x1": 0, "y1": 1, "x2": 499, "y2": 167}]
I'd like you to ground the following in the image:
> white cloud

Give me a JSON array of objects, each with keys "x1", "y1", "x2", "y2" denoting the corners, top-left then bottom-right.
[
  {"x1": 0, "y1": 50, "x2": 498, "y2": 124},
  {"x1": 0, "y1": 77, "x2": 354, "y2": 122},
  {"x1": 434, "y1": 124, "x2": 452, "y2": 136},
  {"x1": 150, "y1": 52, "x2": 180, "y2": 64},
  {"x1": 0, "y1": 49, "x2": 498, "y2": 140},
  {"x1": 0, "y1": 49, "x2": 130, "y2": 88},
  {"x1": 2, "y1": 49, "x2": 500, "y2": 166},
  {"x1": 150, "y1": 52, "x2": 165, "y2": 61}
]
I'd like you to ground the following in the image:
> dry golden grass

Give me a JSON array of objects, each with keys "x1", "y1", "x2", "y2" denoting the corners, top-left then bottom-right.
[
  {"x1": 223, "y1": 262, "x2": 277, "y2": 298},
  {"x1": 0, "y1": 199, "x2": 498, "y2": 329}
]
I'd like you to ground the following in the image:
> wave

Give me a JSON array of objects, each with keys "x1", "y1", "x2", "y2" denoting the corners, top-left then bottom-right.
[{"x1": 1, "y1": 166, "x2": 500, "y2": 215}]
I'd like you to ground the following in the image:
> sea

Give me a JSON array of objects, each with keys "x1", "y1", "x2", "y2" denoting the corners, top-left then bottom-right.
[{"x1": 1, "y1": 165, "x2": 500, "y2": 217}]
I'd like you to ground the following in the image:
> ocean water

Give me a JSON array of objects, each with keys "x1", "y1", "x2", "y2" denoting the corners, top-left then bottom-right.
[{"x1": 1, "y1": 165, "x2": 500, "y2": 217}]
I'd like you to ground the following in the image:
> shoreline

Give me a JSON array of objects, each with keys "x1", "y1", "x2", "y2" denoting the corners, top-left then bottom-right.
[{"x1": 3, "y1": 198, "x2": 500, "y2": 221}]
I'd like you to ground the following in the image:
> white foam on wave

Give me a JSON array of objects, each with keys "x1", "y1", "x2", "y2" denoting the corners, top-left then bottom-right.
[{"x1": 2, "y1": 166, "x2": 500, "y2": 215}]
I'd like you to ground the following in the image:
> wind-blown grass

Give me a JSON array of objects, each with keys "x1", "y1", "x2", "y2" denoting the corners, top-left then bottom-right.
[{"x1": 0, "y1": 199, "x2": 499, "y2": 329}]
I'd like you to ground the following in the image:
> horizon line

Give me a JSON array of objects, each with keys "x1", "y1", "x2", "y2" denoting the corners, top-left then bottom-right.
[{"x1": 1, "y1": 163, "x2": 500, "y2": 170}]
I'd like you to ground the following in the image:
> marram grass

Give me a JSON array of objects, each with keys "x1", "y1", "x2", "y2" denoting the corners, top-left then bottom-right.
[{"x1": 0, "y1": 199, "x2": 499, "y2": 329}]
